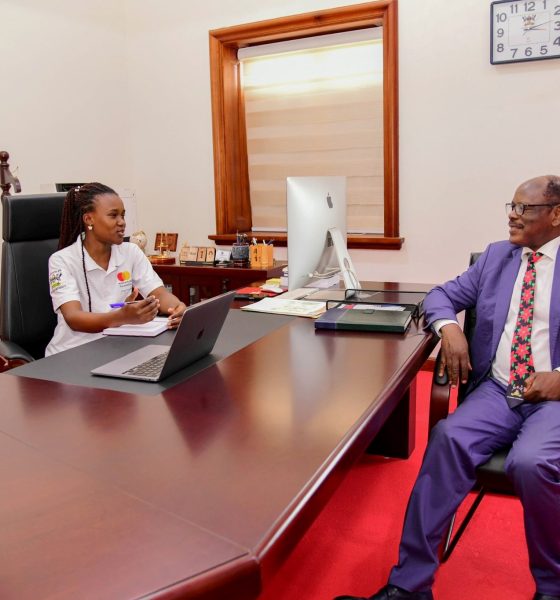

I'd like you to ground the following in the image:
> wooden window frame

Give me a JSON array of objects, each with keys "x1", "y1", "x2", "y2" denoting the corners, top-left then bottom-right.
[{"x1": 208, "y1": 0, "x2": 401, "y2": 250}]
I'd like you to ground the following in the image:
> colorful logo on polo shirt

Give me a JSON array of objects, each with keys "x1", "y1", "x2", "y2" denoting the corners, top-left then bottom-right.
[
  {"x1": 117, "y1": 271, "x2": 131, "y2": 282},
  {"x1": 49, "y1": 269, "x2": 64, "y2": 291}
]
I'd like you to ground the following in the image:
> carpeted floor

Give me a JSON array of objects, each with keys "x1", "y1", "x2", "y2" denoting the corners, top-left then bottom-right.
[{"x1": 258, "y1": 371, "x2": 534, "y2": 600}]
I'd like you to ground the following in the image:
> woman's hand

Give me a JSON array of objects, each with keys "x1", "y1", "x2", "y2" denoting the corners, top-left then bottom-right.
[
  {"x1": 120, "y1": 295, "x2": 160, "y2": 324},
  {"x1": 166, "y1": 302, "x2": 187, "y2": 329},
  {"x1": 125, "y1": 287, "x2": 139, "y2": 303}
]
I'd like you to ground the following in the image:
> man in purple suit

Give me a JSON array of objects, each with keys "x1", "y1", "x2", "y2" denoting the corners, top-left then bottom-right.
[{"x1": 335, "y1": 175, "x2": 560, "y2": 600}]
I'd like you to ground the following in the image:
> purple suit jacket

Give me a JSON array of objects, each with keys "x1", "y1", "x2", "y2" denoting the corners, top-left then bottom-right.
[{"x1": 424, "y1": 240, "x2": 560, "y2": 392}]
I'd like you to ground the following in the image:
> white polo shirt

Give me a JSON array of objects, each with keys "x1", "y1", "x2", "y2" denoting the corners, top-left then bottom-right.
[{"x1": 45, "y1": 238, "x2": 164, "y2": 356}]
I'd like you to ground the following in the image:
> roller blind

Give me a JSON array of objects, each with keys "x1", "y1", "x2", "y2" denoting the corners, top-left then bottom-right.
[{"x1": 240, "y1": 33, "x2": 384, "y2": 234}]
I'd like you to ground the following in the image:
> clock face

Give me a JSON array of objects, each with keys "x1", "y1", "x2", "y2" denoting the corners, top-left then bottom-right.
[{"x1": 491, "y1": 0, "x2": 560, "y2": 64}]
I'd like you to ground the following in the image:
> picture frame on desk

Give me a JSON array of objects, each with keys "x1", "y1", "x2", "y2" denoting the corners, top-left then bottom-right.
[
  {"x1": 154, "y1": 233, "x2": 178, "y2": 253},
  {"x1": 215, "y1": 248, "x2": 232, "y2": 266}
]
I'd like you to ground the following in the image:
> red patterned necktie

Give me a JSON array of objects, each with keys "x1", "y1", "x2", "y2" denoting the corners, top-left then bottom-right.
[{"x1": 506, "y1": 251, "x2": 543, "y2": 407}]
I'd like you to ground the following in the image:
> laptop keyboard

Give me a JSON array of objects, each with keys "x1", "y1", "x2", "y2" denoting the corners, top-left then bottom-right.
[{"x1": 123, "y1": 351, "x2": 169, "y2": 377}]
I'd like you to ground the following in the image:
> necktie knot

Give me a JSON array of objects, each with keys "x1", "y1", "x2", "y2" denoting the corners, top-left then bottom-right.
[{"x1": 528, "y1": 251, "x2": 543, "y2": 266}]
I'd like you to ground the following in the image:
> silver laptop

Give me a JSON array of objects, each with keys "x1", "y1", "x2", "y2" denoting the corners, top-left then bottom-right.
[{"x1": 91, "y1": 291, "x2": 235, "y2": 382}]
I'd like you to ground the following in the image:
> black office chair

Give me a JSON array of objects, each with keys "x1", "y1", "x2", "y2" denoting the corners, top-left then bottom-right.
[
  {"x1": 428, "y1": 252, "x2": 516, "y2": 562},
  {"x1": 0, "y1": 193, "x2": 65, "y2": 370}
]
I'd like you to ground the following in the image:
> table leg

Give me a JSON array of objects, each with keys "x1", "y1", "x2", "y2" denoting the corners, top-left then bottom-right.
[{"x1": 367, "y1": 377, "x2": 417, "y2": 459}]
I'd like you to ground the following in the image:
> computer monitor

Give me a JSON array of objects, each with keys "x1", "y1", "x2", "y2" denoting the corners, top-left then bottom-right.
[
  {"x1": 286, "y1": 176, "x2": 360, "y2": 291},
  {"x1": 55, "y1": 182, "x2": 85, "y2": 192}
]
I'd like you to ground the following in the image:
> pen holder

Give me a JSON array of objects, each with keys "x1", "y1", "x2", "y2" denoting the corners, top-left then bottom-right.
[
  {"x1": 231, "y1": 241, "x2": 250, "y2": 267},
  {"x1": 250, "y1": 244, "x2": 260, "y2": 268},
  {"x1": 260, "y1": 244, "x2": 274, "y2": 267}
]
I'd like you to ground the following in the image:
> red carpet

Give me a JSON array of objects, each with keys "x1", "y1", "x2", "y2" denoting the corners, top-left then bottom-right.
[{"x1": 258, "y1": 371, "x2": 534, "y2": 600}]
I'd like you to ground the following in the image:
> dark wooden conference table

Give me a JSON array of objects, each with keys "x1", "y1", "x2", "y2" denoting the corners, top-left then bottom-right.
[{"x1": 0, "y1": 282, "x2": 436, "y2": 600}]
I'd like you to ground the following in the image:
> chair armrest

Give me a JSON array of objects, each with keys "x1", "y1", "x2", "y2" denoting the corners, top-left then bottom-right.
[
  {"x1": 0, "y1": 339, "x2": 35, "y2": 373},
  {"x1": 428, "y1": 348, "x2": 452, "y2": 432}
]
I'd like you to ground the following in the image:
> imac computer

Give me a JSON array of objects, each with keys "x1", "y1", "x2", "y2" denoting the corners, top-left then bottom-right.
[{"x1": 286, "y1": 176, "x2": 361, "y2": 292}]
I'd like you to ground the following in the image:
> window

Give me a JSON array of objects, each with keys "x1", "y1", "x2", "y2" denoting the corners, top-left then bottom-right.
[
  {"x1": 242, "y1": 31, "x2": 384, "y2": 234},
  {"x1": 208, "y1": 0, "x2": 401, "y2": 249}
]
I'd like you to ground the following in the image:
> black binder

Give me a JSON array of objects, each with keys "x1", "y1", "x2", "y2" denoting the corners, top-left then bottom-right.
[{"x1": 314, "y1": 305, "x2": 414, "y2": 333}]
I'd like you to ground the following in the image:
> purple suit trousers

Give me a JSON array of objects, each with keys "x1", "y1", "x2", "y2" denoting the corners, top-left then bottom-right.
[
  {"x1": 389, "y1": 379, "x2": 560, "y2": 594},
  {"x1": 388, "y1": 241, "x2": 560, "y2": 594}
]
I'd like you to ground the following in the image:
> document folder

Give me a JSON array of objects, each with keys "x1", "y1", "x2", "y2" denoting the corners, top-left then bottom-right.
[{"x1": 314, "y1": 305, "x2": 414, "y2": 333}]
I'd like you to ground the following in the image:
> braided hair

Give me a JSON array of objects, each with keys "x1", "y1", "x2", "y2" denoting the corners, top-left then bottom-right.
[{"x1": 58, "y1": 182, "x2": 116, "y2": 312}]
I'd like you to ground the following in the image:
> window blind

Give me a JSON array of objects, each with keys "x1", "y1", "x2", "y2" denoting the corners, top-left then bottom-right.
[{"x1": 240, "y1": 35, "x2": 384, "y2": 234}]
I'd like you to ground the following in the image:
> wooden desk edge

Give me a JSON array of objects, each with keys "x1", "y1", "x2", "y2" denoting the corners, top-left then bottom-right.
[
  {"x1": 108, "y1": 554, "x2": 260, "y2": 600},
  {"x1": 254, "y1": 328, "x2": 438, "y2": 582}
]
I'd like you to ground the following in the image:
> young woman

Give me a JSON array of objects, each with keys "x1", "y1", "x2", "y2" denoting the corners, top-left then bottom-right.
[{"x1": 46, "y1": 182, "x2": 186, "y2": 356}]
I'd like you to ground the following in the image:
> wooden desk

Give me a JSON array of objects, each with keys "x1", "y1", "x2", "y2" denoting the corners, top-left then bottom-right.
[
  {"x1": 153, "y1": 263, "x2": 286, "y2": 304},
  {"x1": 0, "y1": 309, "x2": 436, "y2": 599}
]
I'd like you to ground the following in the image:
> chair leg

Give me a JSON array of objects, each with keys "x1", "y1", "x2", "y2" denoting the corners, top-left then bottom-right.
[{"x1": 441, "y1": 488, "x2": 487, "y2": 563}]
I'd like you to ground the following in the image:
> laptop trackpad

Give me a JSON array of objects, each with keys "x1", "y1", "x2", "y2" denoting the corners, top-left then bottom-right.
[{"x1": 92, "y1": 344, "x2": 170, "y2": 378}]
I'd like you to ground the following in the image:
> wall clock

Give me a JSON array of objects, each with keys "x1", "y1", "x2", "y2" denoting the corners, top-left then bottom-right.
[{"x1": 491, "y1": 0, "x2": 560, "y2": 64}]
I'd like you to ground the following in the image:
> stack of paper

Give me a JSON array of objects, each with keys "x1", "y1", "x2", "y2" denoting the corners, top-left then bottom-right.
[
  {"x1": 241, "y1": 297, "x2": 326, "y2": 318},
  {"x1": 102, "y1": 317, "x2": 169, "y2": 337}
]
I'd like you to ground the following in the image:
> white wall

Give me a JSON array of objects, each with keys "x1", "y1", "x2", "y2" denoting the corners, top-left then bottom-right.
[
  {"x1": 3, "y1": 0, "x2": 560, "y2": 286},
  {"x1": 1, "y1": 1, "x2": 130, "y2": 192}
]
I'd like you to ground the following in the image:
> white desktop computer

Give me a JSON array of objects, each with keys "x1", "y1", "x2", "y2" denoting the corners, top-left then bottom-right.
[{"x1": 286, "y1": 176, "x2": 360, "y2": 292}]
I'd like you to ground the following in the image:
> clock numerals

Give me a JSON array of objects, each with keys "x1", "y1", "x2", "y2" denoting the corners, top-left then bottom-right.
[{"x1": 491, "y1": 0, "x2": 560, "y2": 63}]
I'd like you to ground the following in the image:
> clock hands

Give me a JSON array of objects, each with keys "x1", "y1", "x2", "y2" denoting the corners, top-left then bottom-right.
[{"x1": 523, "y1": 19, "x2": 550, "y2": 33}]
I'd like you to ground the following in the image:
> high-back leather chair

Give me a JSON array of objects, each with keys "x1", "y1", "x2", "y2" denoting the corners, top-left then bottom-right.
[
  {"x1": 428, "y1": 252, "x2": 515, "y2": 562},
  {"x1": 0, "y1": 193, "x2": 65, "y2": 370}
]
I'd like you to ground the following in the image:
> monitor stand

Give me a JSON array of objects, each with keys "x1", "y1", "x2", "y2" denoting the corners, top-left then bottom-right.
[
  {"x1": 328, "y1": 227, "x2": 361, "y2": 292},
  {"x1": 303, "y1": 228, "x2": 361, "y2": 300}
]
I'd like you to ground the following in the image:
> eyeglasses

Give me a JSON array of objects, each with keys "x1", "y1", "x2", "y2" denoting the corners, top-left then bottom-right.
[{"x1": 505, "y1": 202, "x2": 560, "y2": 216}]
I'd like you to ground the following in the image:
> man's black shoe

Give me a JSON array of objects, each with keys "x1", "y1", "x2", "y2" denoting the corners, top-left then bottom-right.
[
  {"x1": 534, "y1": 594, "x2": 560, "y2": 600},
  {"x1": 334, "y1": 584, "x2": 434, "y2": 600}
]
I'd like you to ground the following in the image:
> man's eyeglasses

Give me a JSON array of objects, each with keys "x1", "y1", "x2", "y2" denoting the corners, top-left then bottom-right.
[{"x1": 505, "y1": 202, "x2": 560, "y2": 216}]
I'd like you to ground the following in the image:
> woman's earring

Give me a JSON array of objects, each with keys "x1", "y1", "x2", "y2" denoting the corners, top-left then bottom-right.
[{"x1": 87, "y1": 224, "x2": 93, "y2": 231}]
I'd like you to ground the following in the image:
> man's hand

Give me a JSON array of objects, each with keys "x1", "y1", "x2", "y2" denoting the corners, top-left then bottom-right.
[
  {"x1": 524, "y1": 371, "x2": 560, "y2": 402},
  {"x1": 439, "y1": 323, "x2": 471, "y2": 388}
]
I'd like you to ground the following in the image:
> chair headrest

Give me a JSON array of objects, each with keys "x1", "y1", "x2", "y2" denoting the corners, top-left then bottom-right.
[{"x1": 2, "y1": 193, "x2": 65, "y2": 243}]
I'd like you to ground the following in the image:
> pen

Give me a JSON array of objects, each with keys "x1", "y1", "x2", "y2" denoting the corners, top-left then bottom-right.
[{"x1": 109, "y1": 300, "x2": 144, "y2": 308}]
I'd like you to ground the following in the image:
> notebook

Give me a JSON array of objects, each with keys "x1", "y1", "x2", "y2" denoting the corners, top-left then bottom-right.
[
  {"x1": 314, "y1": 303, "x2": 414, "y2": 333},
  {"x1": 241, "y1": 297, "x2": 326, "y2": 318},
  {"x1": 91, "y1": 291, "x2": 235, "y2": 382},
  {"x1": 102, "y1": 317, "x2": 168, "y2": 337}
]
